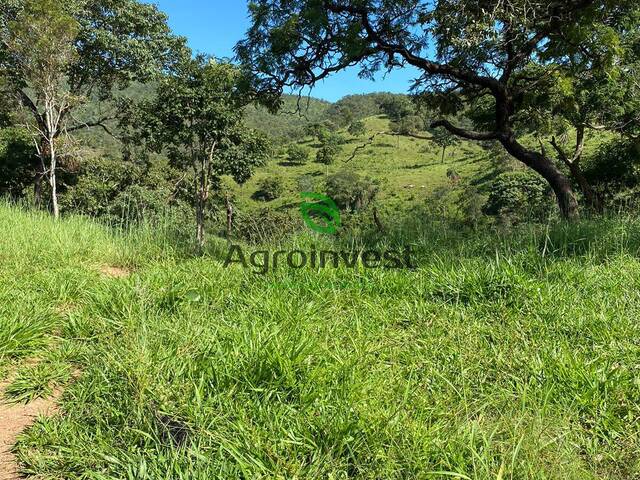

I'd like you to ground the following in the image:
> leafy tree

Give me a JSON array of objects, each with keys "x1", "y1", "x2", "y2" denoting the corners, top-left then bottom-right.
[
  {"x1": 0, "y1": 0, "x2": 182, "y2": 217},
  {"x1": 316, "y1": 142, "x2": 340, "y2": 165},
  {"x1": 348, "y1": 120, "x2": 367, "y2": 137},
  {"x1": 286, "y1": 144, "x2": 309, "y2": 165},
  {"x1": 390, "y1": 115, "x2": 424, "y2": 136},
  {"x1": 517, "y1": 10, "x2": 640, "y2": 211},
  {"x1": 378, "y1": 95, "x2": 415, "y2": 122},
  {"x1": 126, "y1": 57, "x2": 269, "y2": 249},
  {"x1": 237, "y1": 0, "x2": 638, "y2": 219},
  {"x1": 430, "y1": 127, "x2": 461, "y2": 164}
]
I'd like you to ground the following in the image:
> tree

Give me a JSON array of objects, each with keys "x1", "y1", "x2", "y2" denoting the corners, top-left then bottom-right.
[
  {"x1": 378, "y1": 95, "x2": 414, "y2": 122},
  {"x1": 237, "y1": 0, "x2": 638, "y2": 219},
  {"x1": 518, "y1": 10, "x2": 640, "y2": 211},
  {"x1": 0, "y1": 0, "x2": 182, "y2": 217},
  {"x1": 127, "y1": 57, "x2": 269, "y2": 250},
  {"x1": 430, "y1": 127, "x2": 460, "y2": 164},
  {"x1": 316, "y1": 142, "x2": 340, "y2": 165},
  {"x1": 325, "y1": 170, "x2": 378, "y2": 211}
]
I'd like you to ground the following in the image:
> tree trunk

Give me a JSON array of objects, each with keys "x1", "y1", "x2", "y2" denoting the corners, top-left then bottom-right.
[
  {"x1": 373, "y1": 206, "x2": 385, "y2": 232},
  {"x1": 34, "y1": 139, "x2": 49, "y2": 208},
  {"x1": 196, "y1": 194, "x2": 205, "y2": 251},
  {"x1": 501, "y1": 136, "x2": 579, "y2": 220},
  {"x1": 441, "y1": 146, "x2": 446, "y2": 164},
  {"x1": 34, "y1": 163, "x2": 45, "y2": 208},
  {"x1": 225, "y1": 194, "x2": 234, "y2": 240},
  {"x1": 568, "y1": 162, "x2": 601, "y2": 212},
  {"x1": 49, "y1": 139, "x2": 59, "y2": 219}
]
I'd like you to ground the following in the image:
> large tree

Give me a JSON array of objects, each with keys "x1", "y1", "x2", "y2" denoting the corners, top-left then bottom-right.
[
  {"x1": 125, "y1": 56, "x2": 269, "y2": 249},
  {"x1": 237, "y1": 0, "x2": 637, "y2": 219},
  {"x1": 0, "y1": 0, "x2": 183, "y2": 217},
  {"x1": 517, "y1": 5, "x2": 640, "y2": 211}
]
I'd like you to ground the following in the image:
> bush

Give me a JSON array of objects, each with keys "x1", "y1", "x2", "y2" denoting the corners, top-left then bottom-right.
[
  {"x1": 297, "y1": 174, "x2": 316, "y2": 192},
  {"x1": 60, "y1": 154, "x2": 178, "y2": 223},
  {"x1": 348, "y1": 120, "x2": 367, "y2": 136},
  {"x1": 316, "y1": 143, "x2": 341, "y2": 165},
  {"x1": 483, "y1": 170, "x2": 553, "y2": 223},
  {"x1": 256, "y1": 176, "x2": 285, "y2": 201},
  {"x1": 583, "y1": 138, "x2": 640, "y2": 207},
  {"x1": 0, "y1": 127, "x2": 36, "y2": 199},
  {"x1": 390, "y1": 115, "x2": 424, "y2": 135},
  {"x1": 325, "y1": 170, "x2": 379, "y2": 211},
  {"x1": 234, "y1": 207, "x2": 301, "y2": 243},
  {"x1": 286, "y1": 144, "x2": 309, "y2": 165}
]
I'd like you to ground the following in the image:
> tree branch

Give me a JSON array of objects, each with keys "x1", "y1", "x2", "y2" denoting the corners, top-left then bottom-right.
[{"x1": 431, "y1": 120, "x2": 499, "y2": 141}]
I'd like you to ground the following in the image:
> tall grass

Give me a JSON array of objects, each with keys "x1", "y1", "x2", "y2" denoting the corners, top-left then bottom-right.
[{"x1": 2, "y1": 203, "x2": 639, "y2": 479}]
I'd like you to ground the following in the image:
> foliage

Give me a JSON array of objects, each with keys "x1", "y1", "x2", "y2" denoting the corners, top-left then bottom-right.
[
  {"x1": 245, "y1": 94, "x2": 331, "y2": 142},
  {"x1": 325, "y1": 170, "x2": 378, "y2": 211},
  {"x1": 483, "y1": 171, "x2": 553, "y2": 223},
  {"x1": 0, "y1": 127, "x2": 34, "y2": 198},
  {"x1": 379, "y1": 95, "x2": 415, "y2": 122},
  {"x1": 583, "y1": 138, "x2": 640, "y2": 207},
  {"x1": 125, "y1": 56, "x2": 269, "y2": 246},
  {"x1": 0, "y1": 0, "x2": 184, "y2": 215},
  {"x1": 390, "y1": 115, "x2": 424, "y2": 136},
  {"x1": 256, "y1": 175, "x2": 285, "y2": 201},
  {"x1": 430, "y1": 127, "x2": 461, "y2": 162},
  {"x1": 237, "y1": 0, "x2": 640, "y2": 218},
  {"x1": 347, "y1": 120, "x2": 367, "y2": 137},
  {"x1": 59, "y1": 154, "x2": 180, "y2": 223},
  {"x1": 315, "y1": 143, "x2": 340, "y2": 165},
  {"x1": 286, "y1": 144, "x2": 309, "y2": 165}
]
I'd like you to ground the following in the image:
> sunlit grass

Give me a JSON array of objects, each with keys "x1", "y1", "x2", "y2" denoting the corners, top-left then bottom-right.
[{"x1": 2, "y1": 203, "x2": 640, "y2": 479}]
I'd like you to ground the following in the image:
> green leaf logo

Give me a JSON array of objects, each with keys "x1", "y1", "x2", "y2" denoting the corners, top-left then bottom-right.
[{"x1": 300, "y1": 192, "x2": 341, "y2": 235}]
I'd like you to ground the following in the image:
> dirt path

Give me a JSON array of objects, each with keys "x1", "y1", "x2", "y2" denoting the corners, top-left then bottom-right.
[{"x1": 0, "y1": 379, "x2": 62, "y2": 480}]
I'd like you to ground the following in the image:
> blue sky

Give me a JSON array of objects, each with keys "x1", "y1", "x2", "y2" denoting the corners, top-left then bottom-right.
[{"x1": 151, "y1": 1, "x2": 420, "y2": 102}]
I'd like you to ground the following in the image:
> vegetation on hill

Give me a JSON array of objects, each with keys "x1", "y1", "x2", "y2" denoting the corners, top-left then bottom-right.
[{"x1": 1, "y1": 0, "x2": 640, "y2": 478}]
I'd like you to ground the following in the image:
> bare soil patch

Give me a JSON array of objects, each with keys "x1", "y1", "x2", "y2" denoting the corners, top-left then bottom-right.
[
  {"x1": 99, "y1": 265, "x2": 131, "y2": 279},
  {"x1": 0, "y1": 378, "x2": 62, "y2": 479}
]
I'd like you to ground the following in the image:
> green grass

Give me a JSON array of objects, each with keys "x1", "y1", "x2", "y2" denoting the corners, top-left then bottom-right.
[
  {"x1": 2, "y1": 203, "x2": 640, "y2": 479},
  {"x1": 231, "y1": 116, "x2": 488, "y2": 215}
]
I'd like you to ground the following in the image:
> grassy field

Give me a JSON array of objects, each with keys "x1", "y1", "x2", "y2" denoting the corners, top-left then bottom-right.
[
  {"x1": 231, "y1": 116, "x2": 489, "y2": 215},
  {"x1": 1, "y1": 203, "x2": 640, "y2": 478}
]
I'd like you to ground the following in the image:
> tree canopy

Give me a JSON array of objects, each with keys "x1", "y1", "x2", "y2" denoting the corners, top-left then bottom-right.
[{"x1": 237, "y1": 0, "x2": 639, "y2": 218}]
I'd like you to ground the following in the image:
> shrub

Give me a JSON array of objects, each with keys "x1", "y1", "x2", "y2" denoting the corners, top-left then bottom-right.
[
  {"x1": 348, "y1": 120, "x2": 367, "y2": 136},
  {"x1": 297, "y1": 174, "x2": 316, "y2": 192},
  {"x1": 60, "y1": 154, "x2": 178, "y2": 223},
  {"x1": 316, "y1": 143, "x2": 341, "y2": 165},
  {"x1": 0, "y1": 127, "x2": 35, "y2": 199},
  {"x1": 234, "y1": 208, "x2": 301, "y2": 243},
  {"x1": 583, "y1": 138, "x2": 640, "y2": 207},
  {"x1": 483, "y1": 170, "x2": 553, "y2": 223},
  {"x1": 286, "y1": 144, "x2": 309, "y2": 165},
  {"x1": 256, "y1": 176, "x2": 285, "y2": 201},
  {"x1": 390, "y1": 115, "x2": 424, "y2": 135},
  {"x1": 325, "y1": 170, "x2": 379, "y2": 211}
]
